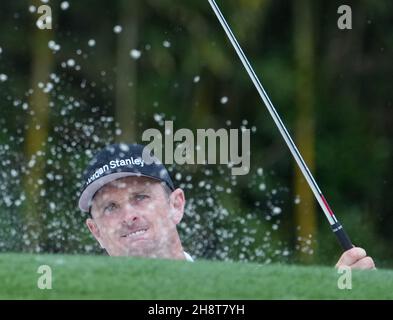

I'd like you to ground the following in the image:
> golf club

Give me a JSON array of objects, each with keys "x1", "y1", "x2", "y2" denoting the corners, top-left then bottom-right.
[{"x1": 208, "y1": 0, "x2": 353, "y2": 251}]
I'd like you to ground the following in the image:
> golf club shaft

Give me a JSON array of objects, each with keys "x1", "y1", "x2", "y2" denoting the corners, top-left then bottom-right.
[{"x1": 208, "y1": 0, "x2": 353, "y2": 251}]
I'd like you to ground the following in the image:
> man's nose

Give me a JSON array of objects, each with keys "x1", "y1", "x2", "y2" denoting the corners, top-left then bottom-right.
[{"x1": 121, "y1": 205, "x2": 139, "y2": 225}]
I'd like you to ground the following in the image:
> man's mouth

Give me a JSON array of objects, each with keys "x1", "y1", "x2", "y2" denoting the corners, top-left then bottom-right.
[{"x1": 121, "y1": 228, "x2": 148, "y2": 238}]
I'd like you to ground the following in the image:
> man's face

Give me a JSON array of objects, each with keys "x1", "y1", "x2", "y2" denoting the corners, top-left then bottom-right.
[{"x1": 86, "y1": 176, "x2": 184, "y2": 258}]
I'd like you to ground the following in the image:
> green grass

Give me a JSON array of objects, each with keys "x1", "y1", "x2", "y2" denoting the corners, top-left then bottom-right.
[{"x1": 0, "y1": 253, "x2": 392, "y2": 299}]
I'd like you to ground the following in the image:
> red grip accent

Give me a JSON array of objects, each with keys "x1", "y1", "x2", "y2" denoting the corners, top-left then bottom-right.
[{"x1": 321, "y1": 194, "x2": 335, "y2": 217}]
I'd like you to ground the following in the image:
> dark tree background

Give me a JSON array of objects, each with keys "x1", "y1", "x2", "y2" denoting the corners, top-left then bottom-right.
[{"x1": 0, "y1": 0, "x2": 392, "y2": 267}]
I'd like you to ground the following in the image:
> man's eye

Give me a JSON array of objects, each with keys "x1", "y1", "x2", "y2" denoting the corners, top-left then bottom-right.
[
  {"x1": 104, "y1": 203, "x2": 117, "y2": 213},
  {"x1": 135, "y1": 194, "x2": 149, "y2": 202}
]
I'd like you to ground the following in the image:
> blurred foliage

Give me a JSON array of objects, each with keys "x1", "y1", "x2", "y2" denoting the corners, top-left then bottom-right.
[{"x1": 0, "y1": 0, "x2": 392, "y2": 267}]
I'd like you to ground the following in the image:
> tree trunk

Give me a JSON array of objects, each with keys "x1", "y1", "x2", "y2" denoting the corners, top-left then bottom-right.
[
  {"x1": 293, "y1": 0, "x2": 317, "y2": 263},
  {"x1": 115, "y1": 0, "x2": 138, "y2": 143},
  {"x1": 22, "y1": 0, "x2": 54, "y2": 252}
]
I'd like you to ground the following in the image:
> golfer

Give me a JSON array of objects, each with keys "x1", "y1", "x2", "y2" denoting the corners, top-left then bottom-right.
[{"x1": 78, "y1": 143, "x2": 375, "y2": 269}]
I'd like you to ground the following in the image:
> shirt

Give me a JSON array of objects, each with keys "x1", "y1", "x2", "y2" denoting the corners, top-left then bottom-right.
[{"x1": 184, "y1": 251, "x2": 194, "y2": 262}]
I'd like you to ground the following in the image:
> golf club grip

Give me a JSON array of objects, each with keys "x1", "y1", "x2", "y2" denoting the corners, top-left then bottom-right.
[{"x1": 331, "y1": 222, "x2": 353, "y2": 251}]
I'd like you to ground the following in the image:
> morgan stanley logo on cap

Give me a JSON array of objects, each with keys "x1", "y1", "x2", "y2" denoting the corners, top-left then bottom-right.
[
  {"x1": 78, "y1": 143, "x2": 175, "y2": 212},
  {"x1": 86, "y1": 157, "x2": 145, "y2": 185}
]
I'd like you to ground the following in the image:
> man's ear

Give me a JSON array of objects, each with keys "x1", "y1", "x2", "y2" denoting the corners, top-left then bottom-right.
[
  {"x1": 169, "y1": 188, "x2": 185, "y2": 225},
  {"x1": 86, "y1": 218, "x2": 105, "y2": 249}
]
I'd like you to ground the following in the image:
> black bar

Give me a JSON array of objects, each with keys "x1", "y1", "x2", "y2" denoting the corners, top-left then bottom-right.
[{"x1": 1, "y1": 300, "x2": 390, "y2": 317}]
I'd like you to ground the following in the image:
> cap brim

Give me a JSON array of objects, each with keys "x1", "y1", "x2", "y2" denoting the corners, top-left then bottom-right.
[{"x1": 78, "y1": 172, "x2": 165, "y2": 212}]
